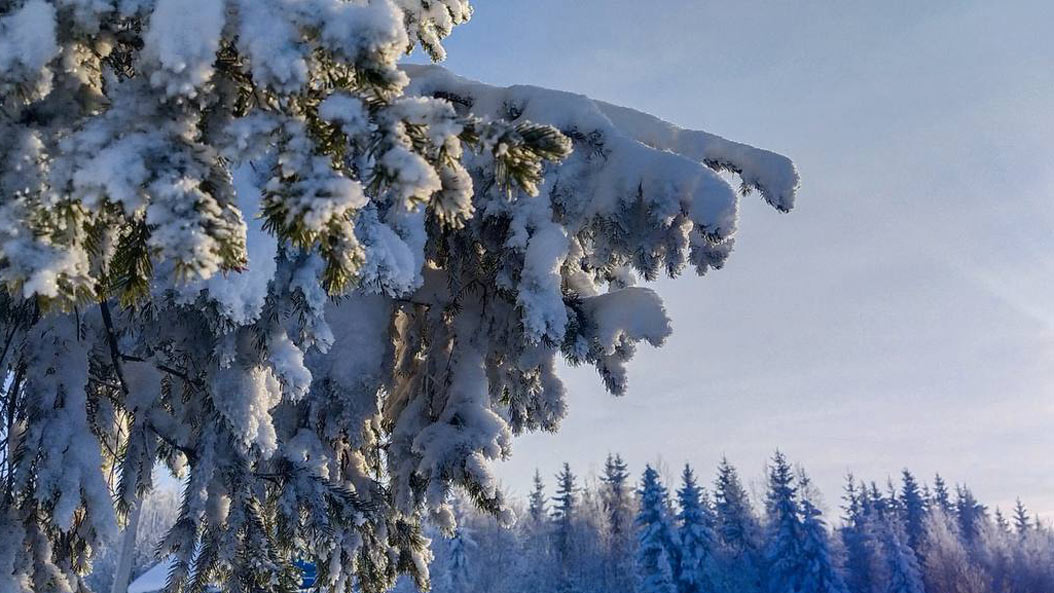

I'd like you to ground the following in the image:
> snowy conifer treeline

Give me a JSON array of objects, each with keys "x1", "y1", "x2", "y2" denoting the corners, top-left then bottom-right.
[{"x1": 407, "y1": 453, "x2": 1054, "y2": 593}]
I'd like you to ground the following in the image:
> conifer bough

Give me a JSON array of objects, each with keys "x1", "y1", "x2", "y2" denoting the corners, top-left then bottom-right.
[{"x1": 0, "y1": 1, "x2": 798, "y2": 591}]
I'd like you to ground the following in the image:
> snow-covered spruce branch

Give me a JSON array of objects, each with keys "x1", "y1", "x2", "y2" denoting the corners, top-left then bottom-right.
[{"x1": 0, "y1": 1, "x2": 796, "y2": 592}]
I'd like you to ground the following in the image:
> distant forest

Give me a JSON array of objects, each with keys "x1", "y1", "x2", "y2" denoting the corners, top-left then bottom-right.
[
  {"x1": 87, "y1": 452, "x2": 1053, "y2": 593},
  {"x1": 402, "y1": 452, "x2": 1053, "y2": 593}
]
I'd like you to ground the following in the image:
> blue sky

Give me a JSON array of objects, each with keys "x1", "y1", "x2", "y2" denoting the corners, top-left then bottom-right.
[{"x1": 421, "y1": 1, "x2": 1054, "y2": 515}]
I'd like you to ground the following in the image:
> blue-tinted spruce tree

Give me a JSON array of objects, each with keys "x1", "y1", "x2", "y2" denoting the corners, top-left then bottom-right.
[
  {"x1": 796, "y1": 474, "x2": 848, "y2": 593},
  {"x1": 883, "y1": 481, "x2": 903, "y2": 517},
  {"x1": 875, "y1": 508, "x2": 925, "y2": 593},
  {"x1": 1006, "y1": 501, "x2": 1054, "y2": 593},
  {"x1": 602, "y1": 454, "x2": 635, "y2": 591},
  {"x1": 437, "y1": 526, "x2": 475, "y2": 593},
  {"x1": 932, "y1": 475, "x2": 954, "y2": 516},
  {"x1": 552, "y1": 463, "x2": 578, "y2": 592},
  {"x1": 1012, "y1": 499, "x2": 1032, "y2": 537},
  {"x1": 898, "y1": 470, "x2": 927, "y2": 556},
  {"x1": 602, "y1": 454, "x2": 634, "y2": 542},
  {"x1": 840, "y1": 477, "x2": 878, "y2": 593},
  {"x1": 675, "y1": 465, "x2": 718, "y2": 593},
  {"x1": 764, "y1": 454, "x2": 847, "y2": 593},
  {"x1": 994, "y1": 508, "x2": 1010, "y2": 534},
  {"x1": 637, "y1": 466, "x2": 679, "y2": 593},
  {"x1": 714, "y1": 457, "x2": 764, "y2": 593},
  {"x1": 529, "y1": 470, "x2": 549, "y2": 527},
  {"x1": 764, "y1": 452, "x2": 804, "y2": 593},
  {"x1": 975, "y1": 518, "x2": 1015, "y2": 593},
  {"x1": 955, "y1": 486, "x2": 986, "y2": 549},
  {"x1": 0, "y1": 0, "x2": 799, "y2": 591},
  {"x1": 515, "y1": 471, "x2": 556, "y2": 593}
]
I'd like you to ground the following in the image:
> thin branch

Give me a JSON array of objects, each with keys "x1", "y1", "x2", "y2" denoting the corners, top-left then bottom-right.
[
  {"x1": 3, "y1": 363, "x2": 25, "y2": 505},
  {"x1": 99, "y1": 300, "x2": 131, "y2": 395},
  {"x1": 88, "y1": 374, "x2": 124, "y2": 393},
  {"x1": 146, "y1": 417, "x2": 197, "y2": 463},
  {"x1": 0, "y1": 316, "x2": 21, "y2": 374},
  {"x1": 120, "y1": 354, "x2": 198, "y2": 387},
  {"x1": 99, "y1": 302, "x2": 198, "y2": 463},
  {"x1": 253, "y1": 472, "x2": 283, "y2": 485}
]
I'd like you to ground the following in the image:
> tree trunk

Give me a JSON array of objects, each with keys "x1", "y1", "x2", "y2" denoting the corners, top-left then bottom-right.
[{"x1": 110, "y1": 501, "x2": 142, "y2": 593}]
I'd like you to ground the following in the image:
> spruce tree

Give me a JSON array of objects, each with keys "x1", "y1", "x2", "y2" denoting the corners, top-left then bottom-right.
[
  {"x1": 920, "y1": 512, "x2": 989, "y2": 593},
  {"x1": 520, "y1": 470, "x2": 554, "y2": 593},
  {"x1": 883, "y1": 480, "x2": 902, "y2": 517},
  {"x1": 875, "y1": 509, "x2": 925, "y2": 593},
  {"x1": 796, "y1": 474, "x2": 848, "y2": 593},
  {"x1": 993, "y1": 508, "x2": 1010, "y2": 534},
  {"x1": 713, "y1": 457, "x2": 763, "y2": 593},
  {"x1": 637, "y1": 466, "x2": 679, "y2": 593},
  {"x1": 840, "y1": 476, "x2": 876, "y2": 593},
  {"x1": 601, "y1": 454, "x2": 635, "y2": 591},
  {"x1": 602, "y1": 454, "x2": 634, "y2": 543},
  {"x1": 529, "y1": 470, "x2": 549, "y2": 526},
  {"x1": 898, "y1": 470, "x2": 927, "y2": 556},
  {"x1": 932, "y1": 475, "x2": 953, "y2": 516},
  {"x1": 764, "y1": 451, "x2": 804, "y2": 593},
  {"x1": 676, "y1": 465, "x2": 718, "y2": 593},
  {"x1": 763, "y1": 457, "x2": 848, "y2": 593},
  {"x1": 867, "y1": 482, "x2": 887, "y2": 516},
  {"x1": 553, "y1": 463, "x2": 578, "y2": 592},
  {"x1": 0, "y1": 1, "x2": 801, "y2": 589},
  {"x1": 1012, "y1": 499, "x2": 1032, "y2": 537},
  {"x1": 955, "y1": 485, "x2": 986, "y2": 547},
  {"x1": 440, "y1": 526, "x2": 476, "y2": 593}
]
